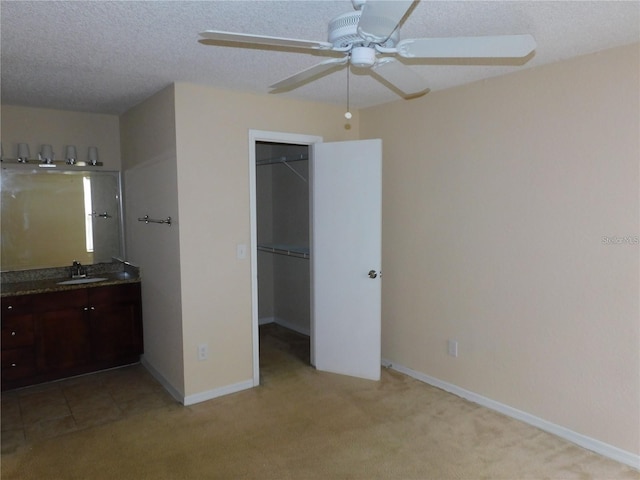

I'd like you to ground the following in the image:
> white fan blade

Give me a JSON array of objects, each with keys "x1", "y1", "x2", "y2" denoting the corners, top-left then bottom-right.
[
  {"x1": 358, "y1": 0, "x2": 414, "y2": 43},
  {"x1": 200, "y1": 30, "x2": 333, "y2": 50},
  {"x1": 270, "y1": 57, "x2": 349, "y2": 91},
  {"x1": 371, "y1": 58, "x2": 429, "y2": 97},
  {"x1": 397, "y1": 34, "x2": 536, "y2": 59}
]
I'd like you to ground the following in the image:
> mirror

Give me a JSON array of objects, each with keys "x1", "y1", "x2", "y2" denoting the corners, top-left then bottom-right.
[{"x1": 1, "y1": 166, "x2": 124, "y2": 271}]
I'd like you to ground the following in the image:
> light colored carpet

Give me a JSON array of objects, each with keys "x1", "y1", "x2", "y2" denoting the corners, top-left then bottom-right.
[{"x1": 2, "y1": 325, "x2": 638, "y2": 479}]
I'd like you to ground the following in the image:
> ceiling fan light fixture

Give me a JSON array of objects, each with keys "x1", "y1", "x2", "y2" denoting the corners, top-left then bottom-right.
[
  {"x1": 200, "y1": 0, "x2": 536, "y2": 100},
  {"x1": 351, "y1": 46, "x2": 377, "y2": 68}
]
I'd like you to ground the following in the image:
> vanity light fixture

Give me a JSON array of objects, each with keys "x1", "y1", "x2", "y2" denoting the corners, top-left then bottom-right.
[
  {"x1": 88, "y1": 146, "x2": 98, "y2": 166},
  {"x1": 17, "y1": 143, "x2": 30, "y2": 163},
  {"x1": 66, "y1": 145, "x2": 77, "y2": 165},
  {"x1": 39, "y1": 144, "x2": 54, "y2": 164},
  {"x1": 4, "y1": 143, "x2": 103, "y2": 167}
]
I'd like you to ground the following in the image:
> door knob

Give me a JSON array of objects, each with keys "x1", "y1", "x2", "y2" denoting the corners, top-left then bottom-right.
[{"x1": 368, "y1": 270, "x2": 378, "y2": 279}]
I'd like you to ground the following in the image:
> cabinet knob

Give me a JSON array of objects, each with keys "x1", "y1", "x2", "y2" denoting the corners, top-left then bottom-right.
[
  {"x1": 84, "y1": 307, "x2": 89, "y2": 311},
  {"x1": 91, "y1": 306, "x2": 95, "y2": 311},
  {"x1": 7, "y1": 305, "x2": 13, "y2": 310},
  {"x1": 11, "y1": 331, "x2": 16, "y2": 336},
  {"x1": 11, "y1": 363, "x2": 17, "y2": 367}
]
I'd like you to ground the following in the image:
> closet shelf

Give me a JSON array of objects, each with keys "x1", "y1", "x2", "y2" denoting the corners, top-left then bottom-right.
[{"x1": 258, "y1": 243, "x2": 310, "y2": 259}]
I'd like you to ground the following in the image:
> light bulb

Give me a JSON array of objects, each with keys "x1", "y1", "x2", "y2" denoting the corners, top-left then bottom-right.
[{"x1": 344, "y1": 111, "x2": 352, "y2": 120}]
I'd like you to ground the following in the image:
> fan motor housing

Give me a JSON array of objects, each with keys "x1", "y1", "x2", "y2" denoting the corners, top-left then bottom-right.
[{"x1": 328, "y1": 11, "x2": 398, "y2": 48}]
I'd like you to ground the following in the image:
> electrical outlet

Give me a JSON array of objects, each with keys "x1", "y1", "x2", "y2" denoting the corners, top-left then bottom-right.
[
  {"x1": 198, "y1": 344, "x2": 208, "y2": 361},
  {"x1": 448, "y1": 339, "x2": 458, "y2": 357}
]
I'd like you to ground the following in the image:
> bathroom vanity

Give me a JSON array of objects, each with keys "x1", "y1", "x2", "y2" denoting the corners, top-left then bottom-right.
[
  {"x1": 1, "y1": 164, "x2": 143, "y2": 390},
  {"x1": 1, "y1": 273, "x2": 143, "y2": 391}
]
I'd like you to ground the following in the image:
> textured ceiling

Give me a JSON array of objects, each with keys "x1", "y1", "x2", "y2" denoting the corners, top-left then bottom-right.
[{"x1": 1, "y1": 0, "x2": 638, "y2": 115}]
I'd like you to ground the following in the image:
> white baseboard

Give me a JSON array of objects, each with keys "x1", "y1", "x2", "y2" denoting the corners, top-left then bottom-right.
[
  {"x1": 183, "y1": 379, "x2": 254, "y2": 406},
  {"x1": 141, "y1": 355, "x2": 254, "y2": 406},
  {"x1": 382, "y1": 358, "x2": 640, "y2": 470},
  {"x1": 140, "y1": 355, "x2": 184, "y2": 404}
]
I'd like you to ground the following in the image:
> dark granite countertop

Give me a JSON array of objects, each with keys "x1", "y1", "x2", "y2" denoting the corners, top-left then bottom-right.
[
  {"x1": 1, "y1": 261, "x2": 141, "y2": 297},
  {"x1": 1, "y1": 272, "x2": 140, "y2": 297}
]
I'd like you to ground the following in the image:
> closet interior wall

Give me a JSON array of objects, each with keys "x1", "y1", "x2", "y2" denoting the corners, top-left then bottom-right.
[{"x1": 256, "y1": 142, "x2": 310, "y2": 336}]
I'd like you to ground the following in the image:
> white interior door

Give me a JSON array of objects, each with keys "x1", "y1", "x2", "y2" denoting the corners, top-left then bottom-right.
[{"x1": 311, "y1": 139, "x2": 382, "y2": 381}]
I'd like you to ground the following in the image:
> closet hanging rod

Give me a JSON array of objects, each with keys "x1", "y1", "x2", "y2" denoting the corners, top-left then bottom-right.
[
  {"x1": 256, "y1": 154, "x2": 308, "y2": 166},
  {"x1": 138, "y1": 215, "x2": 172, "y2": 226},
  {"x1": 256, "y1": 153, "x2": 308, "y2": 182}
]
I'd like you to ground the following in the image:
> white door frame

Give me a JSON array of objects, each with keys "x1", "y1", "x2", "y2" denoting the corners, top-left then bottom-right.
[{"x1": 249, "y1": 130, "x2": 323, "y2": 386}]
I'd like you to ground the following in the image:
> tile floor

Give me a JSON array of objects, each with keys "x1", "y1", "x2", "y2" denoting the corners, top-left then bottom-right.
[{"x1": 1, "y1": 363, "x2": 179, "y2": 454}]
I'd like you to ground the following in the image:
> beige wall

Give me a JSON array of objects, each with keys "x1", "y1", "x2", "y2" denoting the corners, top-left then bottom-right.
[
  {"x1": 1, "y1": 105, "x2": 121, "y2": 169},
  {"x1": 361, "y1": 43, "x2": 640, "y2": 454},
  {"x1": 119, "y1": 85, "x2": 185, "y2": 396},
  {"x1": 173, "y1": 83, "x2": 358, "y2": 396}
]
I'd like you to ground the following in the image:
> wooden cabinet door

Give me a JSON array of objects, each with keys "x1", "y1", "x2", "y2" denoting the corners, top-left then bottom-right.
[
  {"x1": 33, "y1": 289, "x2": 91, "y2": 374},
  {"x1": 90, "y1": 303, "x2": 142, "y2": 362},
  {"x1": 35, "y1": 307, "x2": 92, "y2": 372},
  {"x1": 89, "y1": 284, "x2": 143, "y2": 363}
]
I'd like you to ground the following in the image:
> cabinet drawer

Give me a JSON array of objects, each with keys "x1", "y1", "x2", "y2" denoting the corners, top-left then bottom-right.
[
  {"x1": 1, "y1": 315, "x2": 35, "y2": 348},
  {"x1": 90, "y1": 283, "x2": 141, "y2": 305},
  {"x1": 1, "y1": 295, "x2": 32, "y2": 316},
  {"x1": 1, "y1": 348, "x2": 36, "y2": 381},
  {"x1": 31, "y1": 289, "x2": 88, "y2": 313}
]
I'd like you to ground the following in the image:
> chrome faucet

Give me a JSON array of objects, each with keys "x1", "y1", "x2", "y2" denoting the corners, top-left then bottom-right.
[{"x1": 71, "y1": 261, "x2": 87, "y2": 279}]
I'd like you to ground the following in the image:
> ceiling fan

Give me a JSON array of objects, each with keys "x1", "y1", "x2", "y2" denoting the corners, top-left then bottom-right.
[{"x1": 199, "y1": 0, "x2": 536, "y2": 98}]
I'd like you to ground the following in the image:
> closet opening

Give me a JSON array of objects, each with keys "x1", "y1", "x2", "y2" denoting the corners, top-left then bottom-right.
[{"x1": 254, "y1": 139, "x2": 312, "y2": 378}]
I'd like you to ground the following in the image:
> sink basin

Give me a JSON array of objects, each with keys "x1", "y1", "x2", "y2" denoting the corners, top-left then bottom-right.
[{"x1": 57, "y1": 277, "x2": 108, "y2": 285}]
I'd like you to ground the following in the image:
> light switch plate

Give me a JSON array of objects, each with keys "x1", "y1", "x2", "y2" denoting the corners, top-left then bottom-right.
[{"x1": 448, "y1": 339, "x2": 458, "y2": 357}]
